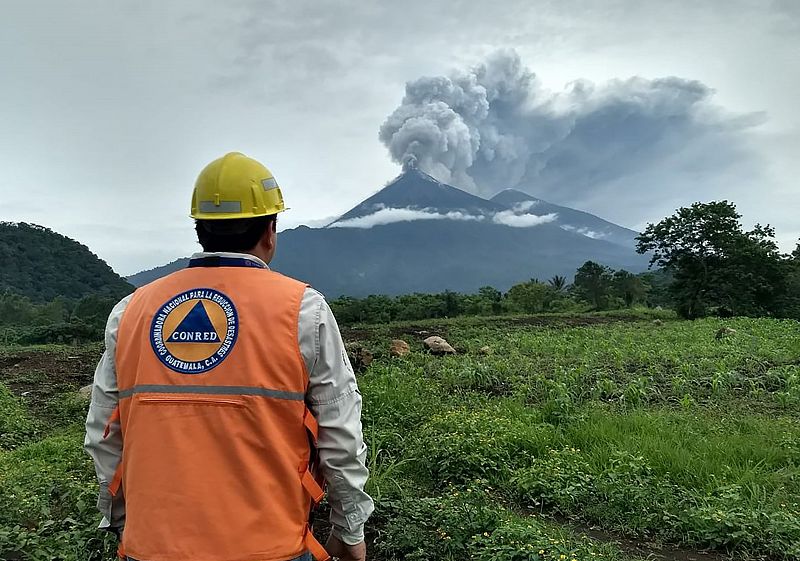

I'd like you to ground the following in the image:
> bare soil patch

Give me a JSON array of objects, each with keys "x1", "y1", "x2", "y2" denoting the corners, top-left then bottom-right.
[{"x1": 0, "y1": 347, "x2": 98, "y2": 414}]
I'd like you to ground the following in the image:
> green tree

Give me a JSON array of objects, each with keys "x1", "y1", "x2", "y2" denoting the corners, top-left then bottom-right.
[
  {"x1": 478, "y1": 286, "x2": 503, "y2": 314},
  {"x1": 506, "y1": 281, "x2": 555, "y2": 313},
  {"x1": 573, "y1": 261, "x2": 613, "y2": 310},
  {"x1": 548, "y1": 275, "x2": 567, "y2": 292},
  {"x1": 612, "y1": 270, "x2": 646, "y2": 307},
  {"x1": 636, "y1": 201, "x2": 789, "y2": 318},
  {"x1": 637, "y1": 270, "x2": 673, "y2": 309},
  {"x1": 442, "y1": 290, "x2": 462, "y2": 317},
  {"x1": 778, "y1": 240, "x2": 800, "y2": 318},
  {"x1": 0, "y1": 290, "x2": 35, "y2": 327}
]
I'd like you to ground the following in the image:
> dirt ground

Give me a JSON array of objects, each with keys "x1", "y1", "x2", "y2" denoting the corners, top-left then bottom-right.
[{"x1": 0, "y1": 346, "x2": 99, "y2": 416}]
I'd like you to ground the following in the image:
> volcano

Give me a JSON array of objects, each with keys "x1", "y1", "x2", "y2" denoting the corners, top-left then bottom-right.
[
  {"x1": 128, "y1": 170, "x2": 648, "y2": 296},
  {"x1": 331, "y1": 167, "x2": 508, "y2": 224}
]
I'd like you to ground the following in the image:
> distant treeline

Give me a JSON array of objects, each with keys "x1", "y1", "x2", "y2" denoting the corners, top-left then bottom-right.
[
  {"x1": 0, "y1": 292, "x2": 117, "y2": 345},
  {"x1": 330, "y1": 265, "x2": 671, "y2": 324}
]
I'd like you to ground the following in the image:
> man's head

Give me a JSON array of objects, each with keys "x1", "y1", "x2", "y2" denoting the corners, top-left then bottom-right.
[
  {"x1": 190, "y1": 152, "x2": 287, "y2": 264},
  {"x1": 195, "y1": 214, "x2": 278, "y2": 263}
]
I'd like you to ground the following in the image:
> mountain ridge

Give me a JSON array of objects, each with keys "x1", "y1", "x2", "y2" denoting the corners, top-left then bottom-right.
[
  {"x1": 490, "y1": 189, "x2": 640, "y2": 248},
  {"x1": 331, "y1": 167, "x2": 508, "y2": 225},
  {"x1": 127, "y1": 170, "x2": 648, "y2": 295}
]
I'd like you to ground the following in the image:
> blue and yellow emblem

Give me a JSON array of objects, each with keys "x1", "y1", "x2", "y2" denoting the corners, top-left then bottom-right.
[{"x1": 150, "y1": 288, "x2": 238, "y2": 374}]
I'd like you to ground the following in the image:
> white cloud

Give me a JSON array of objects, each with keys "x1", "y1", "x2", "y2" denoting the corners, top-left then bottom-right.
[
  {"x1": 328, "y1": 207, "x2": 485, "y2": 229},
  {"x1": 330, "y1": 206, "x2": 558, "y2": 229},
  {"x1": 493, "y1": 211, "x2": 558, "y2": 228},
  {"x1": 561, "y1": 224, "x2": 607, "y2": 239}
]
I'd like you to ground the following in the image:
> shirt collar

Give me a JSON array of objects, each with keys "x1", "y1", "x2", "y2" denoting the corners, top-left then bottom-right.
[{"x1": 190, "y1": 251, "x2": 270, "y2": 270}]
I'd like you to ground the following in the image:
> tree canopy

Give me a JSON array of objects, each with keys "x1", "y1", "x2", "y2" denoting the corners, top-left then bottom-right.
[
  {"x1": 0, "y1": 222, "x2": 133, "y2": 303},
  {"x1": 636, "y1": 201, "x2": 795, "y2": 318}
]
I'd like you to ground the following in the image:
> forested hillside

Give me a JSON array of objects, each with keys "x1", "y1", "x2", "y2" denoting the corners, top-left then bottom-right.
[{"x1": 0, "y1": 222, "x2": 133, "y2": 302}]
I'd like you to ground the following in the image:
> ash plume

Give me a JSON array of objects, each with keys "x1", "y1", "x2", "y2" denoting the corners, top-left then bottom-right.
[{"x1": 380, "y1": 50, "x2": 762, "y2": 211}]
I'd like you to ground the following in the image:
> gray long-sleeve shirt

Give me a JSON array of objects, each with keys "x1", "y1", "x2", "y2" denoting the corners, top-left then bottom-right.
[{"x1": 84, "y1": 252, "x2": 374, "y2": 545}]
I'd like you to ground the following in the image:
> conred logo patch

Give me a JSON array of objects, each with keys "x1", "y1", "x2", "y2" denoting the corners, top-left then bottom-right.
[{"x1": 150, "y1": 288, "x2": 238, "y2": 374}]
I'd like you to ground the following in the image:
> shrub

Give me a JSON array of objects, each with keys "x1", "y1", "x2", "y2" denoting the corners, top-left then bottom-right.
[{"x1": 0, "y1": 383, "x2": 39, "y2": 449}]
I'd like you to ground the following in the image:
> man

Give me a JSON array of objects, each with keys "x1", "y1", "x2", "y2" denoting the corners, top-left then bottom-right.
[{"x1": 84, "y1": 152, "x2": 373, "y2": 561}]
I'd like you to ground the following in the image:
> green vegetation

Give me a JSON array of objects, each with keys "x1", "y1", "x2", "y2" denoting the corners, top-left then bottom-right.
[
  {"x1": 0, "y1": 345, "x2": 116, "y2": 560},
  {"x1": 330, "y1": 276, "x2": 660, "y2": 325},
  {"x1": 355, "y1": 315, "x2": 800, "y2": 560},
  {"x1": 0, "y1": 292, "x2": 113, "y2": 345},
  {"x1": 637, "y1": 201, "x2": 800, "y2": 319},
  {"x1": 0, "y1": 222, "x2": 133, "y2": 303},
  {"x1": 2, "y1": 315, "x2": 799, "y2": 560},
  {"x1": 0, "y1": 223, "x2": 133, "y2": 345}
]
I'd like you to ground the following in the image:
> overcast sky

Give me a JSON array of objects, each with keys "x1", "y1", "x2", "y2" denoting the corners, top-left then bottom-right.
[{"x1": 2, "y1": 0, "x2": 798, "y2": 275}]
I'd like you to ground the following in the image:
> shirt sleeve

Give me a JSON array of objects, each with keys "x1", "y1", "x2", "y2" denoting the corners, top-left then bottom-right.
[
  {"x1": 298, "y1": 288, "x2": 374, "y2": 545},
  {"x1": 84, "y1": 293, "x2": 133, "y2": 532}
]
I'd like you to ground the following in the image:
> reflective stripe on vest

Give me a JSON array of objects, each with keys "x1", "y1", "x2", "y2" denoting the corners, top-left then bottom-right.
[
  {"x1": 118, "y1": 384, "x2": 305, "y2": 401},
  {"x1": 114, "y1": 264, "x2": 329, "y2": 561}
]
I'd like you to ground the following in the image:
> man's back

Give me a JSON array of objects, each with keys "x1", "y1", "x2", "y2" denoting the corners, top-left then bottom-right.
[
  {"x1": 116, "y1": 262, "x2": 319, "y2": 560},
  {"x1": 86, "y1": 254, "x2": 373, "y2": 561},
  {"x1": 86, "y1": 153, "x2": 373, "y2": 561}
]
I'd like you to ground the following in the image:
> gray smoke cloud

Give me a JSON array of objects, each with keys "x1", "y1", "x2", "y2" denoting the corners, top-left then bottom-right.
[{"x1": 379, "y1": 50, "x2": 763, "y2": 211}]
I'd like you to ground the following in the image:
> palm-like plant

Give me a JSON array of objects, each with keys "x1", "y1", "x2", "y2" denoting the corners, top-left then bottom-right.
[{"x1": 548, "y1": 275, "x2": 567, "y2": 292}]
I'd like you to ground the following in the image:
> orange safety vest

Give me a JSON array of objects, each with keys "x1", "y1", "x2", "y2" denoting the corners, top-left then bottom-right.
[{"x1": 107, "y1": 256, "x2": 329, "y2": 561}]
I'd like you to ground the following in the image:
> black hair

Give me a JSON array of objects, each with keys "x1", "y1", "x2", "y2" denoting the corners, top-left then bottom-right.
[{"x1": 195, "y1": 215, "x2": 276, "y2": 253}]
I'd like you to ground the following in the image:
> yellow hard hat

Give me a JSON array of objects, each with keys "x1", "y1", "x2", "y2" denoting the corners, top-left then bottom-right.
[{"x1": 191, "y1": 152, "x2": 287, "y2": 220}]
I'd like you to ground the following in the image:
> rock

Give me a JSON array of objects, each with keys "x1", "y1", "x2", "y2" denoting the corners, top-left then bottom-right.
[
  {"x1": 78, "y1": 384, "x2": 93, "y2": 400},
  {"x1": 390, "y1": 339, "x2": 410, "y2": 357},
  {"x1": 423, "y1": 336, "x2": 456, "y2": 355},
  {"x1": 346, "y1": 344, "x2": 374, "y2": 371},
  {"x1": 478, "y1": 345, "x2": 492, "y2": 355},
  {"x1": 652, "y1": 319, "x2": 663, "y2": 326},
  {"x1": 715, "y1": 327, "x2": 737, "y2": 340}
]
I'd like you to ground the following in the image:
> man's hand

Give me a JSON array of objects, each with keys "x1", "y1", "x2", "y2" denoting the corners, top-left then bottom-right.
[{"x1": 325, "y1": 534, "x2": 366, "y2": 561}]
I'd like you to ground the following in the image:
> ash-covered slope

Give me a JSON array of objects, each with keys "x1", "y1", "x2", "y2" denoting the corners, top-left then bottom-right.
[{"x1": 491, "y1": 189, "x2": 640, "y2": 248}]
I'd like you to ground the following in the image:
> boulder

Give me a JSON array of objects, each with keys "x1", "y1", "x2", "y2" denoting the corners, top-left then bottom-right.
[
  {"x1": 346, "y1": 344, "x2": 374, "y2": 371},
  {"x1": 78, "y1": 384, "x2": 93, "y2": 400},
  {"x1": 390, "y1": 339, "x2": 411, "y2": 357},
  {"x1": 423, "y1": 336, "x2": 456, "y2": 355}
]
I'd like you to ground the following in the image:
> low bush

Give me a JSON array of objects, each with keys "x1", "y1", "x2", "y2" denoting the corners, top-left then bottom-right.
[
  {"x1": 0, "y1": 383, "x2": 39, "y2": 449},
  {"x1": 0, "y1": 431, "x2": 116, "y2": 560},
  {"x1": 372, "y1": 487, "x2": 631, "y2": 561}
]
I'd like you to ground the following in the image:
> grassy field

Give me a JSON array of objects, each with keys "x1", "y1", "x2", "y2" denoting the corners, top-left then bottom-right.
[{"x1": 1, "y1": 313, "x2": 799, "y2": 560}]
